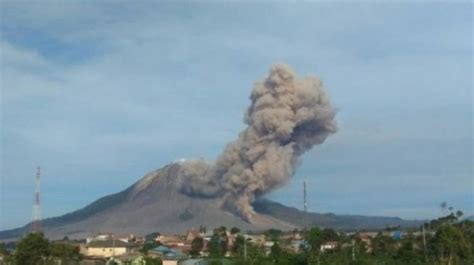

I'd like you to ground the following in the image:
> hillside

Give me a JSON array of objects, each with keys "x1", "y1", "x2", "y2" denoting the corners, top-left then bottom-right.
[
  {"x1": 253, "y1": 199, "x2": 422, "y2": 231},
  {"x1": 0, "y1": 163, "x2": 422, "y2": 241}
]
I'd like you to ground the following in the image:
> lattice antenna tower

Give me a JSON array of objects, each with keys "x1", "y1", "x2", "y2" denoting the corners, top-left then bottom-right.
[{"x1": 31, "y1": 166, "x2": 41, "y2": 233}]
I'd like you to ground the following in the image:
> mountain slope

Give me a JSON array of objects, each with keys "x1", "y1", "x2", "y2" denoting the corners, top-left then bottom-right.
[
  {"x1": 0, "y1": 163, "x2": 422, "y2": 240},
  {"x1": 253, "y1": 200, "x2": 422, "y2": 231},
  {"x1": 0, "y1": 164, "x2": 295, "y2": 240}
]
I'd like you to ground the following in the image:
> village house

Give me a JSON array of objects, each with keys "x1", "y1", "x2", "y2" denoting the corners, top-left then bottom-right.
[
  {"x1": 85, "y1": 239, "x2": 131, "y2": 258},
  {"x1": 247, "y1": 234, "x2": 266, "y2": 246},
  {"x1": 320, "y1": 241, "x2": 338, "y2": 252},
  {"x1": 185, "y1": 229, "x2": 202, "y2": 242}
]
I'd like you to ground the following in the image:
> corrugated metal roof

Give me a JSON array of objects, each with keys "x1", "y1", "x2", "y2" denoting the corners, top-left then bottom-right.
[{"x1": 87, "y1": 240, "x2": 130, "y2": 248}]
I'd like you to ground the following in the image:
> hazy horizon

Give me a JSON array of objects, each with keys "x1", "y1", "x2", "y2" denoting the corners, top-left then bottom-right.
[{"x1": 1, "y1": 1, "x2": 472, "y2": 230}]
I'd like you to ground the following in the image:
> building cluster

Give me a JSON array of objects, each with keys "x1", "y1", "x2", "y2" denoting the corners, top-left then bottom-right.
[{"x1": 65, "y1": 227, "x2": 413, "y2": 265}]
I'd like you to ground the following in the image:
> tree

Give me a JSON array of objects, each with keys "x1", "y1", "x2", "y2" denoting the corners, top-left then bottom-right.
[
  {"x1": 208, "y1": 234, "x2": 227, "y2": 257},
  {"x1": 265, "y1": 229, "x2": 282, "y2": 242},
  {"x1": 430, "y1": 224, "x2": 471, "y2": 264},
  {"x1": 456, "y1": 210, "x2": 464, "y2": 219},
  {"x1": 190, "y1": 237, "x2": 204, "y2": 256},
  {"x1": 440, "y1": 202, "x2": 448, "y2": 215},
  {"x1": 0, "y1": 243, "x2": 9, "y2": 255},
  {"x1": 230, "y1": 227, "x2": 241, "y2": 235},
  {"x1": 270, "y1": 241, "x2": 283, "y2": 262},
  {"x1": 371, "y1": 233, "x2": 396, "y2": 256},
  {"x1": 14, "y1": 232, "x2": 50, "y2": 265},
  {"x1": 321, "y1": 228, "x2": 339, "y2": 241},
  {"x1": 215, "y1": 226, "x2": 227, "y2": 236},
  {"x1": 144, "y1": 256, "x2": 163, "y2": 265},
  {"x1": 306, "y1": 227, "x2": 324, "y2": 253},
  {"x1": 140, "y1": 241, "x2": 159, "y2": 255},
  {"x1": 233, "y1": 234, "x2": 245, "y2": 256},
  {"x1": 49, "y1": 242, "x2": 81, "y2": 260},
  {"x1": 448, "y1": 206, "x2": 454, "y2": 213}
]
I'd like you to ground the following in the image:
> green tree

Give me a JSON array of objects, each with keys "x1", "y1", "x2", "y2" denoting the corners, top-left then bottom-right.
[
  {"x1": 208, "y1": 259, "x2": 223, "y2": 265},
  {"x1": 140, "y1": 241, "x2": 159, "y2": 255},
  {"x1": 430, "y1": 224, "x2": 471, "y2": 264},
  {"x1": 306, "y1": 227, "x2": 324, "y2": 253},
  {"x1": 230, "y1": 227, "x2": 241, "y2": 235},
  {"x1": 14, "y1": 232, "x2": 50, "y2": 265},
  {"x1": 265, "y1": 229, "x2": 283, "y2": 242},
  {"x1": 321, "y1": 228, "x2": 339, "y2": 241},
  {"x1": 49, "y1": 241, "x2": 81, "y2": 260},
  {"x1": 208, "y1": 234, "x2": 227, "y2": 257},
  {"x1": 395, "y1": 240, "x2": 424, "y2": 264},
  {"x1": 270, "y1": 241, "x2": 283, "y2": 262},
  {"x1": 190, "y1": 237, "x2": 204, "y2": 256},
  {"x1": 233, "y1": 235, "x2": 245, "y2": 255},
  {"x1": 371, "y1": 233, "x2": 396, "y2": 257},
  {"x1": 144, "y1": 256, "x2": 162, "y2": 265},
  {"x1": 0, "y1": 243, "x2": 9, "y2": 255}
]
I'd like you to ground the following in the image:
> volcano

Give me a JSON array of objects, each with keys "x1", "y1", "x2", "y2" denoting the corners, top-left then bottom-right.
[{"x1": 0, "y1": 163, "x2": 421, "y2": 241}]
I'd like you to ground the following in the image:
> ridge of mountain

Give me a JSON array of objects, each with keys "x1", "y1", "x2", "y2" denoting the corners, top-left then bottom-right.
[{"x1": 0, "y1": 163, "x2": 423, "y2": 240}]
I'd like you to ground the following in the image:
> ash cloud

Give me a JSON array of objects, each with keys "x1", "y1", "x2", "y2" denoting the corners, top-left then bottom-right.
[{"x1": 178, "y1": 64, "x2": 337, "y2": 222}]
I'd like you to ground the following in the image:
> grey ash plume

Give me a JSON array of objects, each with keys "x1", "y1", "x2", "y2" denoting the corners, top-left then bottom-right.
[{"x1": 178, "y1": 64, "x2": 337, "y2": 222}]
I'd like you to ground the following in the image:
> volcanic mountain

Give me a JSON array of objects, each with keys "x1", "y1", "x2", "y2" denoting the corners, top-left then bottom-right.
[{"x1": 0, "y1": 163, "x2": 421, "y2": 241}]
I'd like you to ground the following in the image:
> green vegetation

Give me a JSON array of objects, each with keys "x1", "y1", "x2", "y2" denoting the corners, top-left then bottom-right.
[
  {"x1": 3, "y1": 232, "x2": 81, "y2": 265},
  {"x1": 3, "y1": 204, "x2": 472, "y2": 265},
  {"x1": 203, "y1": 210, "x2": 473, "y2": 265},
  {"x1": 191, "y1": 236, "x2": 205, "y2": 256},
  {"x1": 209, "y1": 227, "x2": 228, "y2": 258}
]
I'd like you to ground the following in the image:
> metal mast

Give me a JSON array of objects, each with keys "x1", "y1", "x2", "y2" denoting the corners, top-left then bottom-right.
[
  {"x1": 303, "y1": 181, "x2": 308, "y2": 229},
  {"x1": 31, "y1": 166, "x2": 41, "y2": 233}
]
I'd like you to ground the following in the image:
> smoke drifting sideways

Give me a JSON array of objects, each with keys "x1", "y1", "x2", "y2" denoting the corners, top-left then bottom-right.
[{"x1": 178, "y1": 64, "x2": 337, "y2": 222}]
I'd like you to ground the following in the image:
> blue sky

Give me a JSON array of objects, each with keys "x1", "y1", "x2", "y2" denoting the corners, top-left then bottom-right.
[{"x1": 0, "y1": 1, "x2": 472, "y2": 230}]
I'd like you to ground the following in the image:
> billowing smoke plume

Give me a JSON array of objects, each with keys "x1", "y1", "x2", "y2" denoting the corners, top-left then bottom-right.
[{"x1": 178, "y1": 64, "x2": 337, "y2": 222}]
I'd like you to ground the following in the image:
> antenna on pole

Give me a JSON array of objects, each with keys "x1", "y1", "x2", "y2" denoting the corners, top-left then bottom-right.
[
  {"x1": 31, "y1": 166, "x2": 42, "y2": 233},
  {"x1": 303, "y1": 181, "x2": 308, "y2": 230}
]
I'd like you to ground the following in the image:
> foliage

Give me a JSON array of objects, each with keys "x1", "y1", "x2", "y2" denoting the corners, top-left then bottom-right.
[
  {"x1": 191, "y1": 237, "x2": 204, "y2": 256},
  {"x1": 143, "y1": 256, "x2": 163, "y2": 265},
  {"x1": 209, "y1": 233, "x2": 228, "y2": 257},
  {"x1": 49, "y1": 241, "x2": 81, "y2": 260},
  {"x1": 306, "y1": 227, "x2": 324, "y2": 253},
  {"x1": 265, "y1": 229, "x2": 283, "y2": 242},
  {"x1": 371, "y1": 233, "x2": 397, "y2": 256},
  {"x1": 269, "y1": 241, "x2": 283, "y2": 262},
  {"x1": 10, "y1": 232, "x2": 85, "y2": 265},
  {"x1": 202, "y1": 207, "x2": 473, "y2": 265},
  {"x1": 230, "y1": 227, "x2": 241, "y2": 235},
  {"x1": 13, "y1": 232, "x2": 50, "y2": 265},
  {"x1": 145, "y1": 231, "x2": 161, "y2": 242},
  {"x1": 140, "y1": 241, "x2": 159, "y2": 255},
  {"x1": 429, "y1": 224, "x2": 472, "y2": 264}
]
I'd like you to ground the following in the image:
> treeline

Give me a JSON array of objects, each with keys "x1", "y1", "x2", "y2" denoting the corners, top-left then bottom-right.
[
  {"x1": 0, "y1": 233, "x2": 81, "y2": 265},
  {"x1": 201, "y1": 214, "x2": 473, "y2": 265}
]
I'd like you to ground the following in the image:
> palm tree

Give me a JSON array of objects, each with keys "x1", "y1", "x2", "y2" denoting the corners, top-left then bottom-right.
[{"x1": 440, "y1": 202, "x2": 448, "y2": 215}]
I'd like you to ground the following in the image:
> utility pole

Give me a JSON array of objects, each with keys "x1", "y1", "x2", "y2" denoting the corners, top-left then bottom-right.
[
  {"x1": 244, "y1": 233, "x2": 247, "y2": 261},
  {"x1": 422, "y1": 224, "x2": 427, "y2": 261},
  {"x1": 112, "y1": 235, "x2": 116, "y2": 260},
  {"x1": 352, "y1": 240, "x2": 355, "y2": 262},
  {"x1": 303, "y1": 181, "x2": 308, "y2": 230},
  {"x1": 31, "y1": 166, "x2": 41, "y2": 233},
  {"x1": 244, "y1": 233, "x2": 247, "y2": 260}
]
